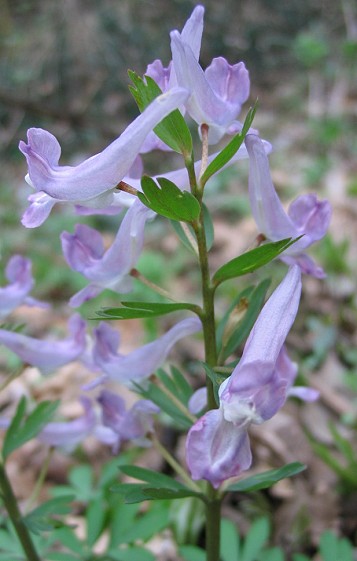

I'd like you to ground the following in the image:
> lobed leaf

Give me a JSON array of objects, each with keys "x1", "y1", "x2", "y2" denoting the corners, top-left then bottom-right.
[{"x1": 138, "y1": 176, "x2": 200, "y2": 222}]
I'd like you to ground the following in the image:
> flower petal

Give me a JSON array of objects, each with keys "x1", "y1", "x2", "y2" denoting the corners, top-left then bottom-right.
[
  {"x1": 62, "y1": 200, "x2": 151, "y2": 306},
  {"x1": 0, "y1": 314, "x2": 87, "y2": 374},
  {"x1": 93, "y1": 317, "x2": 202, "y2": 384},
  {"x1": 186, "y1": 408, "x2": 252, "y2": 488},
  {"x1": 38, "y1": 397, "x2": 96, "y2": 451},
  {"x1": 220, "y1": 266, "x2": 302, "y2": 421},
  {"x1": 246, "y1": 134, "x2": 297, "y2": 240}
]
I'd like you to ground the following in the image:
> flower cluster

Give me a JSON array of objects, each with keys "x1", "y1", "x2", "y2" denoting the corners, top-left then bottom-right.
[{"x1": 0, "y1": 4, "x2": 331, "y2": 491}]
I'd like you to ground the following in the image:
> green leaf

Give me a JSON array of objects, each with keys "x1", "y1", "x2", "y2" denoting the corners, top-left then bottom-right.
[
  {"x1": 227, "y1": 462, "x2": 306, "y2": 493},
  {"x1": 23, "y1": 495, "x2": 74, "y2": 535},
  {"x1": 213, "y1": 238, "x2": 299, "y2": 285},
  {"x1": 319, "y1": 531, "x2": 354, "y2": 561},
  {"x1": 259, "y1": 547, "x2": 285, "y2": 561},
  {"x1": 138, "y1": 176, "x2": 200, "y2": 222},
  {"x1": 142, "y1": 488, "x2": 202, "y2": 501},
  {"x1": 217, "y1": 279, "x2": 271, "y2": 361},
  {"x1": 108, "y1": 546, "x2": 155, "y2": 561},
  {"x1": 134, "y1": 381, "x2": 193, "y2": 429},
  {"x1": 200, "y1": 103, "x2": 257, "y2": 186},
  {"x1": 2, "y1": 398, "x2": 59, "y2": 460},
  {"x1": 220, "y1": 518, "x2": 240, "y2": 561},
  {"x1": 179, "y1": 545, "x2": 206, "y2": 561},
  {"x1": 241, "y1": 518, "x2": 270, "y2": 561},
  {"x1": 170, "y1": 366, "x2": 193, "y2": 402},
  {"x1": 95, "y1": 300, "x2": 200, "y2": 320},
  {"x1": 118, "y1": 465, "x2": 186, "y2": 491},
  {"x1": 128, "y1": 70, "x2": 192, "y2": 156},
  {"x1": 86, "y1": 497, "x2": 106, "y2": 547},
  {"x1": 112, "y1": 482, "x2": 202, "y2": 504}
]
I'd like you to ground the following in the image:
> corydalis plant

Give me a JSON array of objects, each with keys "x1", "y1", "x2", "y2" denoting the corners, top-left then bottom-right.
[{"x1": 0, "y1": 5, "x2": 332, "y2": 561}]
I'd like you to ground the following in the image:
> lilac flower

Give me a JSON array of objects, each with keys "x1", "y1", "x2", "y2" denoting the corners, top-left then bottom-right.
[
  {"x1": 18, "y1": 88, "x2": 189, "y2": 227},
  {"x1": 91, "y1": 317, "x2": 202, "y2": 386},
  {"x1": 0, "y1": 314, "x2": 86, "y2": 374},
  {"x1": 170, "y1": 26, "x2": 250, "y2": 143},
  {"x1": 61, "y1": 200, "x2": 152, "y2": 307},
  {"x1": 97, "y1": 390, "x2": 159, "y2": 452},
  {"x1": 138, "y1": 6, "x2": 204, "y2": 154},
  {"x1": 246, "y1": 134, "x2": 332, "y2": 278},
  {"x1": 0, "y1": 255, "x2": 49, "y2": 318},
  {"x1": 188, "y1": 387, "x2": 207, "y2": 415},
  {"x1": 186, "y1": 266, "x2": 305, "y2": 488}
]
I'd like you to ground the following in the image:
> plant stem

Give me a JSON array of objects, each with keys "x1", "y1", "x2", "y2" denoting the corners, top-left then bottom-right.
[
  {"x1": 205, "y1": 494, "x2": 222, "y2": 561},
  {"x1": 192, "y1": 192, "x2": 223, "y2": 561},
  {"x1": 0, "y1": 462, "x2": 42, "y2": 561}
]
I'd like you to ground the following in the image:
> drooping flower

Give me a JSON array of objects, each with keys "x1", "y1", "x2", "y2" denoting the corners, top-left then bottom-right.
[
  {"x1": 61, "y1": 199, "x2": 152, "y2": 307},
  {"x1": 97, "y1": 390, "x2": 159, "y2": 452},
  {"x1": 0, "y1": 255, "x2": 49, "y2": 318},
  {"x1": 91, "y1": 317, "x2": 202, "y2": 386},
  {"x1": 246, "y1": 134, "x2": 332, "y2": 278},
  {"x1": 0, "y1": 314, "x2": 87, "y2": 375},
  {"x1": 18, "y1": 88, "x2": 189, "y2": 227},
  {"x1": 186, "y1": 266, "x2": 307, "y2": 488}
]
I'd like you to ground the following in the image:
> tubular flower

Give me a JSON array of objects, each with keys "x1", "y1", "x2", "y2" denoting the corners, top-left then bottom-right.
[
  {"x1": 61, "y1": 200, "x2": 152, "y2": 307},
  {"x1": 246, "y1": 134, "x2": 332, "y2": 278},
  {"x1": 170, "y1": 26, "x2": 250, "y2": 144},
  {"x1": 18, "y1": 88, "x2": 189, "y2": 227},
  {"x1": 97, "y1": 390, "x2": 160, "y2": 452},
  {"x1": 0, "y1": 255, "x2": 48, "y2": 318},
  {"x1": 91, "y1": 317, "x2": 202, "y2": 386},
  {"x1": 0, "y1": 314, "x2": 87, "y2": 375},
  {"x1": 186, "y1": 266, "x2": 305, "y2": 488},
  {"x1": 139, "y1": 5, "x2": 205, "y2": 153}
]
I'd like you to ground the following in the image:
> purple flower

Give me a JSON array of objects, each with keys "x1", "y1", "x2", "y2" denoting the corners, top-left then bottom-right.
[
  {"x1": 0, "y1": 314, "x2": 87, "y2": 374},
  {"x1": 61, "y1": 200, "x2": 152, "y2": 307},
  {"x1": 91, "y1": 317, "x2": 202, "y2": 386},
  {"x1": 0, "y1": 255, "x2": 49, "y2": 318},
  {"x1": 97, "y1": 390, "x2": 159, "y2": 452},
  {"x1": 18, "y1": 88, "x2": 189, "y2": 227},
  {"x1": 246, "y1": 134, "x2": 332, "y2": 278},
  {"x1": 186, "y1": 266, "x2": 304, "y2": 488},
  {"x1": 170, "y1": 23, "x2": 250, "y2": 143},
  {"x1": 139, "y1": 6, "x2": 205, "y2": 154}
]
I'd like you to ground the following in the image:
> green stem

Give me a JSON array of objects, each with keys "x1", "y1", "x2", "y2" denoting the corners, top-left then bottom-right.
[
  {"x1": 205, "y1": 494, "x2": 222, "y2": 561},
  {"x1": 0, "y1": 462, "x2": 42, "y2": 561},
  {"x1": 192, "y1": 197, "x2": 222, "y2": 561}
]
